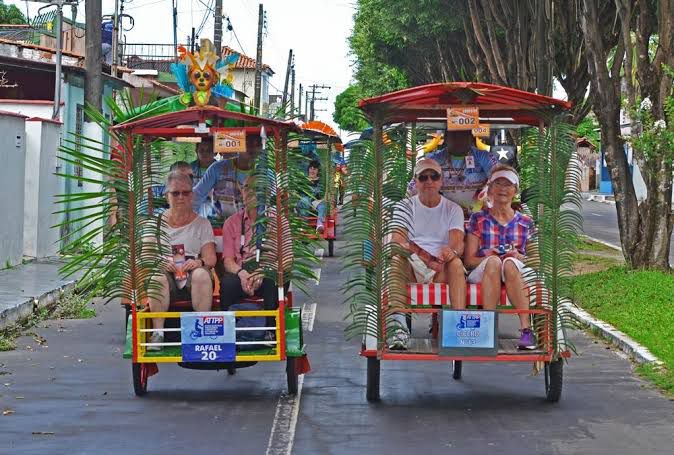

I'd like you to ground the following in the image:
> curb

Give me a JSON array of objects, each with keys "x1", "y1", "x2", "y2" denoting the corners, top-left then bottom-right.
[
  {"x1": 0, "y1": 280, "x2": 77, "y2": 331},
  {"x1": 565, "y1": 302, "x2": 663, "y2": 365},
  {"x1": 585, "y1": 194, "x2": 616, "y2": 205},
  {"x1": 581, "y1": 235, "x2": 622, "y2": 252},
  {"x1": 573, "y1": 235, "x2": 661, "y2": 365}
]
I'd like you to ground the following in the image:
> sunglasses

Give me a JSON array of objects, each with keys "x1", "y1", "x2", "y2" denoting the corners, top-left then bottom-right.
[
  {"x1": 417, "y1": 172, "x2": 441, "y2": 182},
  {"x1": 168, "y1": 190, "x2": 192, "y2": 197}
]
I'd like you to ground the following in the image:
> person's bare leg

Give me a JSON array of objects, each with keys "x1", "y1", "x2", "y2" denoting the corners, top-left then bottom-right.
[
  {"x1": 148, "y1": 274, "x2": 170, "y2": 330},
  {"x1": 190, "y1": 268, "x2": 213, "y2": 312},
  {"x1": 441, "y1": 258, "x2": 466, "y2": 309},
  {"x1": 481, "y1": 257, "x2": 502, "y2": 310},
  {"x1": 503, "y1": 260, "x2": 530, "y2": 329}
]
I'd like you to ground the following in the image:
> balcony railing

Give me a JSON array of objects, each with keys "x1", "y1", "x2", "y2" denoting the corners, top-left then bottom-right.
[{"x1": 120, "y1": 43, "x2": 186, "y2": 72}]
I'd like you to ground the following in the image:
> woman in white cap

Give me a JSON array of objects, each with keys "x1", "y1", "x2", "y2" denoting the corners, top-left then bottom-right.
[{"x1": 463, "y1": 164, "x2": 537, "y2": 350}]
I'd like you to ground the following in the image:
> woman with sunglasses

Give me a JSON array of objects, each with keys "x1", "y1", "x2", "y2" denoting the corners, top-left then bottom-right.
[
  {"x1": 146, "y1": 170, "x2": 217, "y2": 350},
  {"x1": 389, "y1": 159, "x2": 467, "y2": 349},
  {"x1": 463, "y1": 164, "x2": 537, "y2": 350}
]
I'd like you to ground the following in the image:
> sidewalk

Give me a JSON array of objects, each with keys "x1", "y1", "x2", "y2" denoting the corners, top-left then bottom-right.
[{"x1": 0, "y1": 258, "x2": 77, "y2": 330}]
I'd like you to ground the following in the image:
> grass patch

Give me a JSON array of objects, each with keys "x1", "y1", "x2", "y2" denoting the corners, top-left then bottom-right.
[
  {"x1": 572, "y1": 266, "x2": 674, "y2": 395},
  {"x1": 0, "y1": 289, "x2": 96, "y2": 351},
  {"x1": 576, "y1": 236, "x2": 620, "y2": 254},
  {"x1": 52, "y1": 290, "x2": 97, "y2": 319}
]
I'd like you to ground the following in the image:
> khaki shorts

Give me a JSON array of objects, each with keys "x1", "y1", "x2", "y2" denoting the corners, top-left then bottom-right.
[{"x1": 408, "y1": 254, "x2": 437, "y2": 284}]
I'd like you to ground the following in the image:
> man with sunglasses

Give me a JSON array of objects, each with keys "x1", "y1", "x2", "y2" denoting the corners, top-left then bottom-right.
[
  {"x1": 409, "y1": 130, "x2": 497, "y2": 213},
  {"x1": 390, "y1": 159, "x2": 467, "y2": 349}
]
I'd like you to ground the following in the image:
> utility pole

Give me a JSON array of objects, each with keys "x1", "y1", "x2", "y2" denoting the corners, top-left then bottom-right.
[
  {"x1": 213, "y1": 0, "x2": 223, "y2": 55},
  {"x1": 173, "y1": 0, "x2": 178, "y2": 60},
  {"x1": 298, "y1": 83, "x2": 303, "y2": 118},
  {"x1": 253, "y1": 3, "x2": 264, "y2": 114},
  {"x1": 85, "y1": 0, "x2": 103, "y2": 111},
  {"x1": 37, "y1": 0, "x2": 77, "y2": 119},
  {"x1": 190, "y1": 27, "x2": 196, "y2": 53},
  {"x1": 307, "y1": 84, "x2": 330, "y2": 121},
  {"x1": 290, "y1": 65, "x2": 295, "y2": 115},
  {"x1": 281, "y1": 49, "x2": 292, "y2": 109},
  {"x1": 111, "y1": 0, "x2": 119, "y2": 75}
]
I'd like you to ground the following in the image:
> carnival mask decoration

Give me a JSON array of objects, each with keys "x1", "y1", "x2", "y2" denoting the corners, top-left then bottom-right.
[{"x1": 171, "y1": 38, "x2": 239, "y2": 107}]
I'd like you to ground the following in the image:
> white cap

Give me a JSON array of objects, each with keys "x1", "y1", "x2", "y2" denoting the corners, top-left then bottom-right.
[
  {"x1": 414, "y1": 158, "x2": 442, "y2": 176},
  {"x1": 489, "y1": 169, "x2": 519, "y2": 187}
]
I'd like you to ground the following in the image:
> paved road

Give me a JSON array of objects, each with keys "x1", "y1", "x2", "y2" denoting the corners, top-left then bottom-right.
[
  {"x1": 581, "y1": 199, "x2": 674, "y2": 263},
  {"x1": 2, "y1": 241, "x2": 674, "y2": 454}
]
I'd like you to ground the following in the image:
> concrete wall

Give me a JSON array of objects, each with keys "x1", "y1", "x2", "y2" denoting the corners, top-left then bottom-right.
[
  {"x1": 24, "y1": 119, "x2": 62, "y2": 258},
  {"x1": 0, "y1": 101, "x2": 58, "y2": 121},
  {"x1": 0, "y1": 113, "x2": 27, "y2": 267}
]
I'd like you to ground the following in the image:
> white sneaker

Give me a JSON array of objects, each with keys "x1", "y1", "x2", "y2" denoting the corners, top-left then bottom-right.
[{"x1": 147, "y1": 331, "x2": 164, "y2": 351}]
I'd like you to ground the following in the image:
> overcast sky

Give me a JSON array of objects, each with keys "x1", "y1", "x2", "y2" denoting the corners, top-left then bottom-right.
[{"x1": 12, "y1": 0, "x2": 356, "y2": 134}]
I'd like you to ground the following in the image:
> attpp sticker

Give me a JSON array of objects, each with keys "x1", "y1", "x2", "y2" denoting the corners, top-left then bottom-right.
[{"x1": 180, "y1": 312, "x2": 236, "y2": 362}]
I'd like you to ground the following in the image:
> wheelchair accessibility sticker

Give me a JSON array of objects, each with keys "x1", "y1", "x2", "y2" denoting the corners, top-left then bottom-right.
[
  {"x1": 180, "y1": 312, "x2": 236, "y2": 362},
  {"x1": 440, "y1": 310, "x2": 498, "y2": 356}
]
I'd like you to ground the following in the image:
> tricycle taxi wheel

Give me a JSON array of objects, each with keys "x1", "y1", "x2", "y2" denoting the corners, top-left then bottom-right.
[
  {"x1": 366, "y1": 357, "x2": 380, "y2": 402},
  {"x1": 286, "y1": 357, "x2": 299, "y2": 395},
  {"x1": 544, "y1": 359, "x2": 563, "y2": 402},
  {"x1": 452, "y1": 360, "x2": 462, "y2": 380},
  {"x1": 132, "y1": 363, "x2": 148, "y2": 396},
  {"x1": 227, "y1": 366, "x2": 236, "y2": 375},
  {"x1": 328, "y1": 239, "x2": 335, "y2": 257}
]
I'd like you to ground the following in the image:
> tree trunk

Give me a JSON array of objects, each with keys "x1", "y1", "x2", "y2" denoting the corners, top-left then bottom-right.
[{"x1": 582, "y1": 0, "x2": 673, "y2": 270}]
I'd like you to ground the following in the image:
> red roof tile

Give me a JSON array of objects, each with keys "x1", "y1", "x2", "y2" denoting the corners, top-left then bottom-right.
[{"x1": 221, "y1": 46, "x2": 273, "y2": 74}]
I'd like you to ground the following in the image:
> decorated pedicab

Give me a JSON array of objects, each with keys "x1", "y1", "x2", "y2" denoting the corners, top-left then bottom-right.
[
  {"x1": 57, "y1": 40, "x2": 311, "y2": 397},
  {"x1": 343, "y1": 82, "x2": 578, "y2": 402},
  {"x1": 298, "y1": 120, "x2": 344, "y2": 257}
]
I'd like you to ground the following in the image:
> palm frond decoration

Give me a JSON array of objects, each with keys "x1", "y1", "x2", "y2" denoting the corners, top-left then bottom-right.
[
  {"x1": 341, "y1": 121, "x2": 414, "y2": 345},
  {"x1": 253, "y1": 131, "x2": 321, "y2": 294},
  {"x1": 520, "y1": 116, "x2": 583, "y2": 357},
  {"x1": 56, "y1": 91, "x2": 168, "y2": 307}
]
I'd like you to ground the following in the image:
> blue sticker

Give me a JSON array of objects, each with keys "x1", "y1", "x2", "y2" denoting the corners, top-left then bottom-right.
[
  {"x1": 180, "y1": 312, "x2": 236, "y2": 362},
  {"x1": 442, "y1": 311, "x2": 496, "y2": 349}
]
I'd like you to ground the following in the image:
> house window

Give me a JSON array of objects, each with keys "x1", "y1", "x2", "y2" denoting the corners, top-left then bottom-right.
[{"x1": 75, "y1": 103, "x2": 84, "y2": 187}]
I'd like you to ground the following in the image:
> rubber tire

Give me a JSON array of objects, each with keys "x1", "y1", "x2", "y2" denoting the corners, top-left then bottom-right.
[
  {"x1": 544, "y1": 359, "x2": 563, "y2": 402},
  {"x1": 328, "y1": 239, "x2": 334, "y2": 257},
  {"x1": 227, "y1": 366, "x2": 236, "y2": 375},
  {"x1": 286, "y1": 357, "x2": 299, "y2": 395},
  {"x1": 132, "y1": 363, "x2": 148, "y2": 396},
  {"x1": 366, "y1": 357, "x2": 380, "y2": 402},
  {"x1": 452, "y1": 360, "x2": 463, "y2": 380}
]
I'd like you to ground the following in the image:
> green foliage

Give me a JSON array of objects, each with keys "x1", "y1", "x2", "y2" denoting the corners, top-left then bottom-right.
[
  {"x1": 349, "y1": 0, "x2": 470, "y2": 95},
  {"x1": 572, "y1": 266, "x2": 674, "y2": 395},
  {"x1": 341, "y1": 132, "x2": 414, "y2": 343},
  {"x1": 253, "y1": 133, "x2": 320, "y2": 294},
  {"x1": 0, "y1": 2, "x2": 27, "y2": 24},
  {"x1": 520, "y1": 118, "x2": 583, "y2": 356},
  {"x1": 56, "y1": 90, "x2": 168, "y2": 306},
  {"x1": 575, "y1": 115, "x2": 601, "y2": 149},
  {"x1": 52, "y1": 289, "x2": 96, "y2": 319},
  {"x1": 628, "y1": 94, "x2": 674, "y2": 164},
  {"x1": 333, "y1": 85, "x2": 370, "y2": 132}
]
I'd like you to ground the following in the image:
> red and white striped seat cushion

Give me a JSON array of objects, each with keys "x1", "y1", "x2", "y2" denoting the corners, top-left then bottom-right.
[{"x1": 407, "y1": 283, "x2": 511, "y2": 307}]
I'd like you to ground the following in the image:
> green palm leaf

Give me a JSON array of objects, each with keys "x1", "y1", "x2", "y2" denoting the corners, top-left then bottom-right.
[{"x1": 520, "y1": 116, "x2": 583, "y2": 356}]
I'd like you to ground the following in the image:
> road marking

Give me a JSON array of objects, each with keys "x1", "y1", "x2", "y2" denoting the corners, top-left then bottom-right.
[
  {"x1": 265, "y1": 302, "x2": 316, "y2": 454},
  {"x1": 312, "y1": 267, "x2": 321, "y2": 285},
  {"x1": 314, "y1": 248, "x2": 324, "y2": 259},
  {"x1": 591, "y1": 213, "x2": 601, "y2": 217},
  {"x1": 301, "y1": 303, "x2": 317, "y2": 332},
  {"x1": 265, "y1": 376, "x2": 304, "y2": 455}
]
